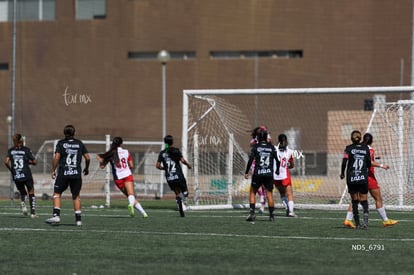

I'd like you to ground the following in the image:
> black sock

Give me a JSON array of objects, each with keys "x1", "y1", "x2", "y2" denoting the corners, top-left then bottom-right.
[
  {"x1": 53, "y1": 207, "x2": 61, "y2": 217},
  {"x1": 249, "y1": 203, "x2": 255, "y2": 214},
  {"x1": 29, "y1": 194, "x2": 36, "y2": 214},
  {"x1": 268, "y1": 206, "x2": 274, "y2": 217},
  {"x1": 361, "y1": 200, "x2": 369, "y2": 225},
  {"x1": 176, "y1": 197, "x2": 184, "y2": 217},
  {"x1": 352, "y1": 200, "x2": 360, "y2": 226},
  {"x1": 75, "y1": 211, "x2": 81, "y2": 222}
]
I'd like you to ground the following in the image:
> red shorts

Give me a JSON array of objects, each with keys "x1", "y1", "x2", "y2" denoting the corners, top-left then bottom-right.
[
  {"x1": 114, "y1": 174, "x2": 134, "y2": 190},
  {"x1": 274, "y1": 178, "x2": 291, "y2": 187},
  {"x1": 368, "y1": 176, "x2": 379, "y2": 190}
]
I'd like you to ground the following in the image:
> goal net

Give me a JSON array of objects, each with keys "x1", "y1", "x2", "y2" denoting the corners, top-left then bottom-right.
[
  {"x1": 182, "y1": 87, "x2": 414, "y2": 210},
  {"x1": 30, "y1": 135, "x2": 163, "y2": 207}
]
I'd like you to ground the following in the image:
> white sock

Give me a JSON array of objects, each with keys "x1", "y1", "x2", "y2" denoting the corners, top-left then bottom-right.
[
  {"x1": 377, "y1": 207, "x2": 388, "y2": 221},
  {"x1": 128, "y1": 195, "x2": 135, "y2": 206},
  {"x1": 288, "y1": 201, "x2": 294, "y2": 213},
  {"x1": 346, "y1": 211, "x2": 353, "y2": 220},
  {"x1": 135, "y1": 202, "x2": 147, "y2": 216}
]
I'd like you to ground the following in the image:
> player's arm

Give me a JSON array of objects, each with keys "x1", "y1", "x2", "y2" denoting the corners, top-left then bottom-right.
[
  {"x1": 96, "y1": 155, "x2": 107, "y2": 169},
  {"x1": 4, "y1": 156, "x2": 12, "y2": 172},
  {"x1": 288, "y1": 156, "x2": 294, "y2": 169},
  {"x1": 156, "y1": 161, "x2": 164, "y2": 170},
  {"x1": 340, "y1": 158, "x2": 347, "y2": 179},
  {"x1": 370, "y1": 159, "x2": 389, "y2": 170},
  {"x1": 180, "y1": 157, "x2": 192, "y2": 169},
  {"x1": 273, "y1": 149, "x2": 280, "y2": 175},
  {"x1": 83, "y1": 153, "x2": 90, "y2": 175},
  {"x1": 245, "y1": 156, "x2": 254, "y2": 179},
  {"x1": 51, "y1": 152, "x2": 60, "y2": 179}
]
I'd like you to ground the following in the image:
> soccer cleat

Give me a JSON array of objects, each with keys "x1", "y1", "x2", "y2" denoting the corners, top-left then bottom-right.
[
  {"x1": 45, "y1": 216, "x2": 61, "y2": 225},
  {"x1": 30, "y1": 214, "x2": 38, "y2": 219},
  {"x1": 269, "y1": 214, "x2": 275, "y2": 222},
  {"x1": 287, "y1": 212, "x2": 297, "y2": 218},
  {"x1": 246, "y1": 213, "x2": 256, "y2": 222},
  {"x1": 143, "y1": 213, "x2": 149, "y2": 218},
  {"x1": 76, "y1": 221, "x2": 82, "y2": 227},
  {"x1": 356, "y1": 224, "x2": 367, "y2": 230},
  {"x1": 258, "y1": 207, "x2": 265, "y2": 214},
  {"x1": 128, "y1": 205, "x2": 135, "y2": 217},
  {"x1": 383, "y1": 219, "x2": 398, "y2": 227},
  {"x1": 344, "y1": 219, "x2": 356, "y2": 229},
  {"x1": 21, "y1": 202, "x2": 28, "y2": 216}
]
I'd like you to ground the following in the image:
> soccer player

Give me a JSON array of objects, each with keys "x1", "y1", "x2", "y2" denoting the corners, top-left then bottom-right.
[
  {"x1": 274, "y1": 134, "x2": 296, "y2": 217},
  {"x1": 245, "y1": 128, "x2": 280, "y2": 222},
  {"x1": 45, "y1": 125, "x2": 90, "y2": 226},
  {"x1": 97, "y1": 137, "x2": 148, "y2": 218},
  {"x1": 4, "y1": 133, "x2": 38, "y2": 218},
  {"x1": 249, "y1": 126, "x2": 271, "y2": 214},
  {"x1": 340, "y1": 130, "x2": 371, "y2": 229},
  {"x1": 343, "y1": 133, "x2": 398, "y2": 228},
  {"x1": 156, "y1": 135, "x2": 192, "y2": 217}
]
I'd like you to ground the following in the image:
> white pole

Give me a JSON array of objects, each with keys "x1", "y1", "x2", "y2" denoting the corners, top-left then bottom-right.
[
  {"x1": 105, "y1": 134, "x2": 111, "y2": 207},
  {"x1": 10, "y1": 0, "x2": 17, "y2": 207},
  {"x1": 412, "y1": 0, "x2": 414, "y2": 85},
  {"x1": 182, "y1": 91, "x2": 189, "y2": 179},
  {"x1": 193, "y1": 132, "x2": 199, "y2": 205},
  {"x1": 227, "y1": 134, "x2": 234, "y2": 205},
  {"x1": 162, "y1": 63, "x2": 166, "y2": 139},
  {"x1": 397, "y1": 105, "x2": 404, "y2": 206}
]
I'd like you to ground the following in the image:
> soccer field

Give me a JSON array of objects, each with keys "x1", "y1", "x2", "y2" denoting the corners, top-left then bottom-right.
[{"x1": 0, "y1": 199, "x2": 413, "y2": 275}]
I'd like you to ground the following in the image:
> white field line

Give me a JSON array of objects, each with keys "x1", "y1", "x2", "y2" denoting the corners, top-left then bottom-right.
[{"x1": 0, "y1": 227, "x2": 413, "y2": 242}]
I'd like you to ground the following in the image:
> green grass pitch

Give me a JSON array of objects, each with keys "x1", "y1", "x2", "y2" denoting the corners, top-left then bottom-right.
[{"x1": 0, "y1": 199, "x2": 413, "y2": 275}]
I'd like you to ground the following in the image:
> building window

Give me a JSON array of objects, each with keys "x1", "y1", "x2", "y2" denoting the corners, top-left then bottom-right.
[
  {"x1": 210, "y1": 50, "x2": 303, "y2": 59},
  {"x1": 0, "y1": 62, "x2": 9, "y2": 70},
  {"x1": 0, "y1": 0, "x2": 56, "y2": 22},
  {"x1": 76, "y1": 0, "x2": 106, "y2": 20}
]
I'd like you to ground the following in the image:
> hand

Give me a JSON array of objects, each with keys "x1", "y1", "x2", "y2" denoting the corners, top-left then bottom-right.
[
  {"x1": 340, "y1": 174, "x2": 345, "y2": 179},
  {"x1": 51, "y1": 171, "x2": 56, "y2": 179},
  {"x1": 83, "y1": 168, "x2": 89, "y2": 176},
  {"x1": 244, "y1": 174, "x2": 249, "y2": 179},
  {"x1": 275, "y1": 169, "x2": 280, "y2": 175}
]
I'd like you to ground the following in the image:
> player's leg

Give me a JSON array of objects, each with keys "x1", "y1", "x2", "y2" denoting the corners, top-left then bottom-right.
[
  {"x1": 15, "y1": 182, "x2": 28, "y2": 216},
  {"x1": 344, "y1": 203, "x2": 355, "y2": 228},
  {"x1": 286, "y1": 185, "x2": 296, "y2": 217},
  {"x1": 257, "y1": 186, "x2": 266, "y2": 213},
  {"x1": 349, "y1": 186, "x2": 361, "y2": 228},
  {"x1": 264, "y1": 180, "x2": 275, "y2": 221},
  {"x1": 45, "y1": 177, "x2": 67, "y2": 224},
  {"x1": 173, "y1": 185, "x2": 185, "y2": 217},
  {"x1": 179, "y1": 179, "x2": 189, "y2": 206},
  {"x1": 70, "y1": 179, "x2": 83, "y2": 226},
  {"x1": 359, "y1": 192, "x2": 369, "y2": 228},
  {"x1": 26, "y1": 179, "x2": 37, "y2": 217},
  {"x1": 246, "y1": 183, "x2": 258, "y2": 222},
  {"x1": 370, "y1": 188, "x2": 397, "y2": 226}
]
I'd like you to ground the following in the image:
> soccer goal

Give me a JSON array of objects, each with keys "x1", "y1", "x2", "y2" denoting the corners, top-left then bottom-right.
[{"x1": 182, "y1": 87, "x2": 414, "y2": 210}]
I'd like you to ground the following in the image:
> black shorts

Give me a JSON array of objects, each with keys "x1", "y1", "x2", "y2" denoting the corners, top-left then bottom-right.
[
  {"x1": 15, "y1": 178, "x2": 34, "y2": 192},
  {"x1": 251, "y1": 175, "x2": 273, "y2": 192},
  {"x1": 347, "y1": 182, "x2": 368, "y2": 195},
  {"x1": 54, "y1": 176, "x2": 83, "y2": 197},
  {"x1": 168, "y1": 179, "x2": 188, "y2": 193}
]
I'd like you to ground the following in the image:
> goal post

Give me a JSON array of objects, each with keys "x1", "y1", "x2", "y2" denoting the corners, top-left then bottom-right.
[{"x1": 182, "y1": 86, "x2": 414, "y2": 210}]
